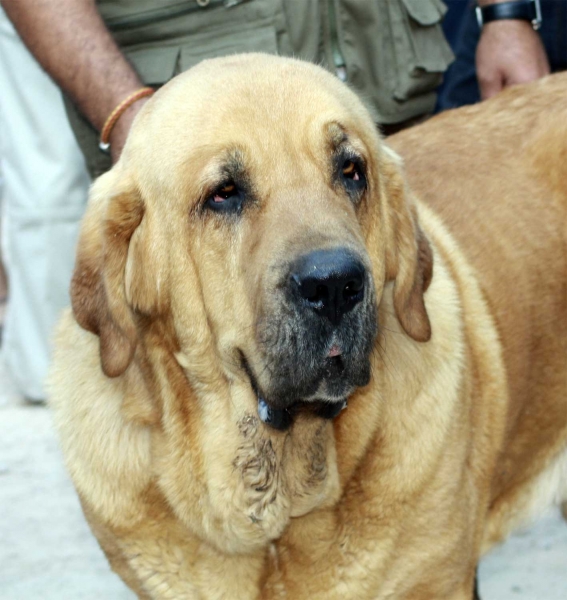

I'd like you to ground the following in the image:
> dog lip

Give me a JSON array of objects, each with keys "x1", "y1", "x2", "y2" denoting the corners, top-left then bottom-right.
[
  {"x1": 257, "y1": 396, "x2": 293, "y2": 431},
  {"x1": 238, "y1": 349, "x2": 349, "y2": 430},
  {"x1": 239, "y1": 349, "x2": 260, "y2": 393},
  {"x1": 238, "y1": 350, "x2": 290, "y2": 428},
  {"x1": 315, "y1": 399, "x2": 347, "y2": 419}
]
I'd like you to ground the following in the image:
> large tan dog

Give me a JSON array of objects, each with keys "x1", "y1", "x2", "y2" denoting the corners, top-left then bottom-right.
[{"x1": 49, "y1": 54, "x2": 567, "y2": 599}]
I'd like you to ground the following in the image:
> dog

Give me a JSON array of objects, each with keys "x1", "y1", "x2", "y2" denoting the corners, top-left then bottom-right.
[{"x1": 49, "y1": 54, "x2": 567, "y2": 599}]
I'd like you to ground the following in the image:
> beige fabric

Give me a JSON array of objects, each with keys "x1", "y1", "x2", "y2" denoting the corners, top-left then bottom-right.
[{"x1": 0, "y1": 7, "x2": 90, "y2": 400}]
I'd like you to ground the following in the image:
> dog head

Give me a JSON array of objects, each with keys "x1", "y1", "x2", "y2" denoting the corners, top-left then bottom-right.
[{"x1": 71, "y1": 54, "x2": 432, "y2": 425}]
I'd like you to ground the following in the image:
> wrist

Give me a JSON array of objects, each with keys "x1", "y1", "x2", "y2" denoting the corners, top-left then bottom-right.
[
  {"x1": 108, "y1": 100, "x2": 145, "y2": 143},
  {"x1": 99, "y1": 87, "x2": 154, "y2": 154},
  {"x1": 107, "y1": 95, "x2": 152, "y2": 164}
]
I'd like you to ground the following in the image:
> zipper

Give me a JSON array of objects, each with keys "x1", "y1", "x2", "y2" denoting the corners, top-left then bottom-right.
[
  {"x1": 327, "y1": 0, "x2": 347, "y2": 81},
  {"x1": 106, "y1": 0, "x2": 249, "y2": 32}
]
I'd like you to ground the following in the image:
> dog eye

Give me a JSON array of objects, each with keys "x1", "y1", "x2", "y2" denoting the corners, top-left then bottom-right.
[
  {"x1": 340, "y1": 158, "x2": 366, "y2": 195},
  {"x1": 206, "y1": 181, "x2": 243, "y2": 214},
  {"x1": 213, "y1": 183, "x2": 237, "y2": 202},
  {"x1": 342, "y1": 160, "x2": 360, "y2": 181}
]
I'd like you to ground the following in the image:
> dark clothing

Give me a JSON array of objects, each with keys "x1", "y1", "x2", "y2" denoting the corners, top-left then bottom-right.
[{"x1": 438, "y1": 0, "x2": 567, "y2": 111}]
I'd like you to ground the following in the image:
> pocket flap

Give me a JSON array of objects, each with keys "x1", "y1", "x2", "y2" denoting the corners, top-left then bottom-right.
[
  {"x1": 123, "y1": 23, "x2": 278, "y2": 85},
  {"x1": 178, "y1": 24, "x2": 278, "y2": 71},
  {"x1": 400, "y1": 0, "x2": 447, "y2": 25}
]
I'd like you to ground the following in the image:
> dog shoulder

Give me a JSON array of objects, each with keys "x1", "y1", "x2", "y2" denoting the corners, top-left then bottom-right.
[{"x1": 48, "y1": 310, "x2": 153, "y2": 528}]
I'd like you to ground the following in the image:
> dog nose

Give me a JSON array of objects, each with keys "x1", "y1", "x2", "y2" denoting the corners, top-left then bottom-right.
[{"x1": 292, "y1": 249, "x2": 366, "y2": 325}]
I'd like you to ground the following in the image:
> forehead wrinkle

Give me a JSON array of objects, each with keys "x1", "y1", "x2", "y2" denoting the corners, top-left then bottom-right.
[
  {"x1": 324, "y1": 121, "x2": 370, "y2": 159},
  {"x1": 218, "y1": 148, "x2": 248, "y2": 180},
  {"x1": 181, "y1": 143, "x2": 248, "y2": 183},
  {"x1": 255, "y1": 118, "x2": 358, "y2": 196},
  {"x1": 268, "y1": 116, "x2": 340, "y2": 166},
  {"x1": 327, "y1": 122, "x2": 349, "y2": 150}
]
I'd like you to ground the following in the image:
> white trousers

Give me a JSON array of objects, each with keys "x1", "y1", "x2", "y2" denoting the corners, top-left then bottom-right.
[{"x1": 0, "y1": 7, "x2": 90, "y2": 400}]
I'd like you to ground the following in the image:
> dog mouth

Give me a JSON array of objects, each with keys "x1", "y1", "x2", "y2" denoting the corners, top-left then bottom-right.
[
  {"x1": 239, "y1": 267, "x2": 376, "y2": 431},
  {"x1": 257, "y1": 396, "x2": 347, "y2": 431},
  {"x1": 240, "y1": 352, "x2": 348, "y2": 431}
]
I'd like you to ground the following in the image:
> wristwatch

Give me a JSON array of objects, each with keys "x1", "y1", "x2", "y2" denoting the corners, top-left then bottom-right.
[{"x1": 476, "y1": 0, "x2": 542, "y2": 31}]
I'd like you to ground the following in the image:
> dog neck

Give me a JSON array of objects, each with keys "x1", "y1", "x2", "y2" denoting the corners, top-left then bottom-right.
[{"x1": 124, "y1": 328, "x2": 344, "y2": 554}]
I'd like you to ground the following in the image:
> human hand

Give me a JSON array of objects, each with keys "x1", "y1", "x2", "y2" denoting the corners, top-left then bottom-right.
[{"x1": 476, "y1": 19, "x2": 550, "y2": 100}]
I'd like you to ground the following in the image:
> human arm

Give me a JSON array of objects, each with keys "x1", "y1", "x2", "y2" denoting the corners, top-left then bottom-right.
[
  {"x1": 0, "y1": 0, "x2": 148, "y2": 162},
  {"x1": 475, "y1": 0, "x2": 550, "y2": 100}
]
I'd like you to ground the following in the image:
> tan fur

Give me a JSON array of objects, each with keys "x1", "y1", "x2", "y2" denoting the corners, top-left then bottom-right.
[{"x1": 49, "y1": 56, "x2": 567, "y2": 599}]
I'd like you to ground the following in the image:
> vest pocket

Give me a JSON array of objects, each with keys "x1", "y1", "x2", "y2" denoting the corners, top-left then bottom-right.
[
  {"x1": 112, "y1": 0, "x2": 284, "y2": 85},
  {"x1": 390, "y1": 0, "x2": 454, "y2": 102}
]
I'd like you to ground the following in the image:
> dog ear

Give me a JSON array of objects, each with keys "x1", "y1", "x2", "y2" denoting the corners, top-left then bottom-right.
[
  {"x1": 381, "y1": 148, "x2": 433, "y2": 342},
  {"x1": 71, "y1": 174, "x2": 144, "y2": 377}
]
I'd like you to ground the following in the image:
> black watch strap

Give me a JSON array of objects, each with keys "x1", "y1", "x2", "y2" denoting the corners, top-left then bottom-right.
[{"x1": 476, "y1": 0, "x2": 542, "y2": 30}]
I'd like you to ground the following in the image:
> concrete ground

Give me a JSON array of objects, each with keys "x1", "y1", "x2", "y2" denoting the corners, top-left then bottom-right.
[{"x1": 1, "y1": 361, "x2": 566, "y2": 600}]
